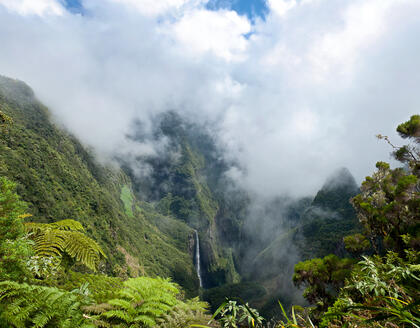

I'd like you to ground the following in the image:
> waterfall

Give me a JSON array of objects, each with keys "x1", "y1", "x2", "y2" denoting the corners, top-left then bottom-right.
[{"x1": 194, "y1": 230, "x2": 203, "y2": 288}]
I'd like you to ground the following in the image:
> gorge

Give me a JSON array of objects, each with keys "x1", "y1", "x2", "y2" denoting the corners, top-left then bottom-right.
[{"x1": 0, "y1": 74, "x2": 364, "y2": 315}]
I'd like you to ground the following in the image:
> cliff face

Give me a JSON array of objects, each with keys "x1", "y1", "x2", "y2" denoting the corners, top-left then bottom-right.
[
  {"x1": 119, "y1": 111, "x2": 244, "y2": 288},
  {"x1": 0, "y1": 75, "x2": 246, "y2": 295},
  {"x1": 0, "y1": 75, "x2": 200, "y2": 296}
]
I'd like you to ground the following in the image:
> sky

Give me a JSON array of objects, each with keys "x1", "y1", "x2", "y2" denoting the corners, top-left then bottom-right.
[
  {"x1": 61, "y1": 0, "x2": 268, "y2": 19},
  {"x1": 0, "y1": 0, "x2": 419, "y2": 197}
]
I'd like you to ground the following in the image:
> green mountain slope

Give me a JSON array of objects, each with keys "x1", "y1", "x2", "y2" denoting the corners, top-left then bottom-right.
[
  {"x1": 0, "y1": 76, "x2": 199, "y2": 295},
  {"x1": 120, "y1": 111, "x2": 244, "y2": 288},
  {"x1": 251, "y1": 168, "x2": 360, "y2": 275},
  {"x1": 295, "y1": 167, "x2": 361, "y2": 259},
  {"x1": 228, "y1": 168, "x2": 362, "y2": 317}
]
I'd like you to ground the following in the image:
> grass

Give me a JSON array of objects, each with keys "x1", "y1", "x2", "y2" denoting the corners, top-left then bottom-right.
[{"x1": 120, "y1": 185, "x2": 134, "y2": 218}]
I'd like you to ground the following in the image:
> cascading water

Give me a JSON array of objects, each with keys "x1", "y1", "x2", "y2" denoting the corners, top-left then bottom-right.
[{"x1": 194, "y1": 230, "x2": 203, "y2": 288}]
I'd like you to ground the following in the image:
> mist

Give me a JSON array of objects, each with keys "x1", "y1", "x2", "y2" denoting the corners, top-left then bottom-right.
[{"x1": 0, "y1": 0, "x2": 419, "y2": 197}]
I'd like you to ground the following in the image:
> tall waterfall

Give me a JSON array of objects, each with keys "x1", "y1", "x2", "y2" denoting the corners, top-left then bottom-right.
[{"x1": 194, "y1": 230, "x2": 203, "y2": 288}]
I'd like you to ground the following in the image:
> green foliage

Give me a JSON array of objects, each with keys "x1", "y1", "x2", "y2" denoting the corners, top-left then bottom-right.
[
  {"x1": 124, "y1": 111, "x2": 243, "y2": 287},
  {"x1": 0, "y1": 76, "x2": 199, "y2": 290},
  {"x1": 343, "y1": 233, "x2": 370, "y2": 256},
  {"x1": 296, "y1": 168, "x2": 361, "y2": 259},
  {"x1": 274, "y1": 302, "x2": 315, "y2": 328},
  {"x1": 396, "y1": 114, "x2": 420, "y2": 139},
  {"x1": 316, "y1": 115, "x2": 420, "y2": 327},
  {"x1": 52, "y1": 271, "x2": 123, "y2": 303},
  {"x1": 90, "y1": 276, "x2": 180, "y2": 327},
  {"x1": 0, "y1": 110, "x2": 13, "y2": 134},
  {"x1": 203, "y1": 282, "x2": 267, "y2": 313},
  {"x1": 320, "y1": 251, "x2": 420, "y2": 327},
  {"x1": 293, "y1": 255, "x2": 355, "y2": 309},
  {"x1": 0, "y1": 280, "x2": 94, "y2": 328},
  {"x1": 25, "y1": 219, "x2": 107, "y2": 271},
  {"x1": 27, "y1": 255, "x2": 62, "y2": 279},
  {"x1": 0, "y1": 177, "x2": 32, "y2": 281},
  {"x1": 298, "y1": 216, "x2": 361, "y2": 259},
  {"x1": 351, "y1": 162, "x2": 420, "y2": 255},
  {"x1": 157, "y1": 297, "x2": 213, "y2": 328},
  {"x1": 120, "y1": 185, "x2": 134, "y2": 218},
  {"x1": 210, "y1": 300, "x2": 264, "y2": 328}
]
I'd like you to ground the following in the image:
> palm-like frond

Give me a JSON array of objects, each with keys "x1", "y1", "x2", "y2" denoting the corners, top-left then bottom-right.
[
  {"x1": 88, "y1": 277, "x2": 180, "y2": 327},
  {"x1": 25, "y1": 219, "x2": 106, "y2": 271},
  {"x1": 0, "y1": 280, "x2": 94, "y2": 328}
]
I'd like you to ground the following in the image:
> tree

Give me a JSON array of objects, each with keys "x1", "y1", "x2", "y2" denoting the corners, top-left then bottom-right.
[
  {"x1": 319, "y1": 116, "x2": 420, "y2": 327},
  {"x1": 352, "y1": 115, "x2": 420, "y2": 255},
  {"x1": 343, "y1": 233, "x2": 370, "y2": 257},
  {"x1": 293, "y1": 254, "x2": 354, "y2": 310},
  {"x1": 351, "y1": 162, "x2": 420, "y2": 255}
]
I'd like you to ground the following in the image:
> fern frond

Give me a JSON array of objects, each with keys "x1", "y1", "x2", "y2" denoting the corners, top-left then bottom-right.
[
  {"x1": 101, "y1": 309, "x2": 132, "y2": 321},
  {"x1": 25, "y1": 219, "x2": 106, "y2": 271},
  {"x1": 96, "y1": 277, "x2": 181, "y2": 327},
  {"x1": 0, "y1": 280, "x2": 93, "y2": 327},
  {"x1": 156, "y1": 297, "x2": 212, "y2": 328},
  {"x1": 50, "y1": 219, "x2": 85, "y2": 231},
  {"x1": 62, "y1": 231, "x2": 106, "y2": 271},
  {"x1": 107, "y1": 299, "x2": 132, "y2": 309},
  {"x1": 134, "y1": 314, "x2": 157, "y2": 326}
]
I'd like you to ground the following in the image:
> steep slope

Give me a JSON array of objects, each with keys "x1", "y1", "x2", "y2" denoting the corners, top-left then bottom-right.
[
  {"x1": 230, "y1": 168, "x2": 361, "y2": 317},
  {"x1": 0, "y1": 76, "x2": 199, "y2": 295},
  {"x1": 119, "y1": 111, "x2": 245, "y2": 288},
  {"x1": 250, "y1": 168, "x2": 360, "y2": 276},
  {"x1": 295, "y1": 167, "x2": 361, "y2": 259}
]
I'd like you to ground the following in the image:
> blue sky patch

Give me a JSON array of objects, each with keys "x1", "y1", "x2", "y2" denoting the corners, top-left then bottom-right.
[
  {"x1": 63, "y1": 0, "x2": 83, "y2": 13},
  {"x1": 63, "y1": 0, "x2": 268, "y2": 20},
  {"x1": 206, "y1": 0, "x2": 268, "y2": 21}
]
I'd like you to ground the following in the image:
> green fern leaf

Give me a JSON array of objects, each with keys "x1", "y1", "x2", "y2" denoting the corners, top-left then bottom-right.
[{"x1": 25, "y1": 219, "x2": 106, "y2": 271}]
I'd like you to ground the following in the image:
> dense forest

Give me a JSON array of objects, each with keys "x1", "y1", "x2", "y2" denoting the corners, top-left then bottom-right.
[{"x1": 0, "y1": 75, "x2": 419, "y2": 327}]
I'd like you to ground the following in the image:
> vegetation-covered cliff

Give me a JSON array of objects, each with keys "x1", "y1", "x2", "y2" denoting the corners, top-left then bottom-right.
[{"x1": 0, "y1": 75, "x2": 200, "y2": 295}]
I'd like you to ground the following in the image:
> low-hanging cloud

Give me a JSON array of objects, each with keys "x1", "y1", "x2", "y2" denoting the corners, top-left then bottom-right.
[{"x1": 0, "y1": 0, "x2": 419, "y2": 197}]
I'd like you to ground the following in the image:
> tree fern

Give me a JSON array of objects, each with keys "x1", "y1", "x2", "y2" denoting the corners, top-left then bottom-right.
[
  {"x1": 89, "y1": 277, "x2": 180, "y2": 327},
  {"x1": 0, "y1": 280, "x2": 94, "y2": 328},
  {"x1": 25, "y1": 219, "x2": 106, "y2": 271}
]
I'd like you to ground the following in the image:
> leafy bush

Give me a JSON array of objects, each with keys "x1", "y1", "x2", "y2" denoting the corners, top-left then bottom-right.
[
  {"x1": 320, "y1": 251, "x2": 420, "y2": 327},
  {"x1": 293, "y1": 255, "x2": 354, "y2": 310},
  {"x1": 0, "y1": 177, "x2": 32, "y2": 282}
]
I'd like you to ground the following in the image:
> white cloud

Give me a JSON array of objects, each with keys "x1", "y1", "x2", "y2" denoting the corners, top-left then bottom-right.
[
  {"x1": 171, "y1": 9, "x2": 251, "y2": 61},
  {"x1": 107, "y1": 0, "x2": 202, "y2": 16},
  {"x1": 0, "y1": 0, "x2": 64, "y2": 16},
  {"x1": 0, "y1": 0, "x2": 419, "y2": 196},
  {"x1": 307, "y1": 0, "x2": 395, "y2": 81},
  {"x1": 268, "y1": 0, "x2": 296, "y2": 17}
]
